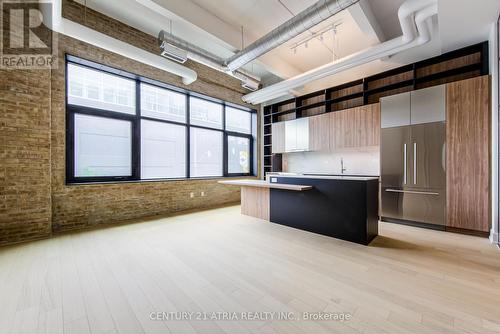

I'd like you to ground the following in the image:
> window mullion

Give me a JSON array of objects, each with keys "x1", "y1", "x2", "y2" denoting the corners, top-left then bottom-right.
[{"x1": 134, "y1": 80, "x2": 141, "y2": 180}]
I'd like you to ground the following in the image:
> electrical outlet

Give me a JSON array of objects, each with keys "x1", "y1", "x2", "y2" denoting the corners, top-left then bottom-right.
[
  {"x1": 201, "y1": 191, "x2": 205, "y2": 197},
  {"x1": 190, "y1": 192, "x2": 194, "y2": 198}
]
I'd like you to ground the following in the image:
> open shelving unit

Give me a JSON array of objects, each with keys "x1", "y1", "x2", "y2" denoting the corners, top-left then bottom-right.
[{"x1": 262, "y1": 41, "x2": 489, "y2": 175}]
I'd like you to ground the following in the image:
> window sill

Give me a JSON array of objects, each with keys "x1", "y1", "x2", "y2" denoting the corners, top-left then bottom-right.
[{"x1": 65, "y1": 175, "x2": 256, "y2": 186}]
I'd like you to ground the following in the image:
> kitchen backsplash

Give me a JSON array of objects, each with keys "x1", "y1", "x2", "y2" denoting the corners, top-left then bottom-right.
[{"x1": 282, "y1": 146, "x2": 380, "y2": 176}]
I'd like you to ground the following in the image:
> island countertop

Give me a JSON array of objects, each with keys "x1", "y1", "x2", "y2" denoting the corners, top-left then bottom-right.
[
  {"x1": 266, "y1": 173, "x2": 379, "y2": 181},
  {"x1": 218, "y1": 179, "x2": 312, "y2": 191}
]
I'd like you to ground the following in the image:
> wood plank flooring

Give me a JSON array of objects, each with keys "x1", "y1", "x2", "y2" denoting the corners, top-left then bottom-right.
[{"x1": 1, "y1": 205, "x2": 500, "y2": 334}]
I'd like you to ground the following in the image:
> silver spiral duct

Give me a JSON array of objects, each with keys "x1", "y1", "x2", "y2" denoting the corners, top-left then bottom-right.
[
  {"x1": 224, "y1": 0, "x2": 359, "y2": 71},
  {"x1": 158, "y1": 30, "x2": 260, "y2": 89}
]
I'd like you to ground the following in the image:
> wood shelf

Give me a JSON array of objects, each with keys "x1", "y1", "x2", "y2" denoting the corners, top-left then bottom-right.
[
  {"x1": 365, "y1": 79, "x2": 414, "y2": 95},
  {"x1": 415, "y1": 63, "x2": 482, "y2": 83},
  {"x1": 271, "y1": 109, "x2": 296, "y2": 117}
]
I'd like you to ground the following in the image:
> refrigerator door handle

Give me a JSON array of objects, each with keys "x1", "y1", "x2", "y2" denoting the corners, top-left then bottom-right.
[
  {"x1": 403, "y1": 143, "x2": 407, "y2": 184},
  {"x1": 385, "y1": 189, "x2": 440, "y2": 196},
  {"x1": 413, "y1": 142, "x2": 417, "y2": 185}
]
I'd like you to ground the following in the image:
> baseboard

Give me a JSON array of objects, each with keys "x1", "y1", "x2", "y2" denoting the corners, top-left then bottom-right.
[
  {"x1": 381, "y1": 217, "x2": 446, "y2": 231},
  {"x1": 445, "y1": 226, "x2": 490, "y2": 238},
  {"x1": 490, "y1": 229, "x2": 500, "y2": 245}
]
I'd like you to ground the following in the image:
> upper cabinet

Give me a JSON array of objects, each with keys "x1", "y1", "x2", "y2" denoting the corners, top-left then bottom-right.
[
  {"x1": 272, "y1": 102, "x2": 380, "y2": 154},
  {"x1": 308, "y1": 113, "x2": 330, "y2": 151},
  {"x1": 380, "y1": 92, "x2": 411, "y2": 128},
  {"x1": 285, "y1": 118, "x2": 309, "y2": 152},
  {"x1": 380, "y1": 85, "x2": 445, "y2": 128},
  {"x1": 410, "y1": 85, "x2": 445, "y2": 124},
  {"x1": 272, "y1": 118, "x2": 309, "y2": 153},
  {"x1": 271, "y1": 122, "x2": 285, "y2": 154},
  {"x1": 330, "y1": 103, "x2": 380, "y2": 149}
]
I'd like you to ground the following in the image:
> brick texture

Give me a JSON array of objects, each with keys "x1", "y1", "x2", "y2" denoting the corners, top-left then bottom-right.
[
  {"x1": 0, "y1": 68, "x2": 52, "y2": 244},
  {"x1": 0, "y1": 0, "x2": 260, "y2": 244}
]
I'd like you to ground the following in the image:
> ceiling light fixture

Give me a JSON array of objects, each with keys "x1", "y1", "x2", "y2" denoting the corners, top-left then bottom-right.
[{"x1": 289, "y1": 22, "x2": 342, "y2": 54}]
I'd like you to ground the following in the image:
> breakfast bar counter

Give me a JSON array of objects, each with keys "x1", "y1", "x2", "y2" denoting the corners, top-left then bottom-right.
[{"x1": 220, "y1": 174, "x2": 379, "y2": 245}]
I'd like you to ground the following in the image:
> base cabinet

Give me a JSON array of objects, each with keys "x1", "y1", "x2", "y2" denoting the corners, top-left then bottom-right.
[{"x1": 446, "y1": 76, "x2": 490, "y2": 233}]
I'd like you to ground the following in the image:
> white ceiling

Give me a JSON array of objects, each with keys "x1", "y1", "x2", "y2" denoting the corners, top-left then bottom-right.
[
  {"x1": 438, "y1": 0, "x2": 500, "y2": 52},
  {"x1": 73, "y1": 0, "x2": 500, "y2": 96}
]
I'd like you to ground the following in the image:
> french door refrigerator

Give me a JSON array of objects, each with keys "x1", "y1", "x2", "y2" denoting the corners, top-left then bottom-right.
[{"x1": 380, "y1": 86, "x2": 446, "y2": 228}]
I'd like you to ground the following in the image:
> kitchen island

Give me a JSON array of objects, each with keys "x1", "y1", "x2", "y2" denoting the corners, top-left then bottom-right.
[{"x1": 219, "y1": 174, "x2": 379, "y2": 245}]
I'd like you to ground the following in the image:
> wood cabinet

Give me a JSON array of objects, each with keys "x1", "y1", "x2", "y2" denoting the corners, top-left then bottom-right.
[
  {"x1": 271, "y1": 122, "x2": 285, "y2": 153},
  {"x1": 446, "y1": 75, "x2": 490, "y2": 233},
  {"x1": 274, "y1": 103, "x2": 380, "y2": 154},
  {"x1": 308, "y1": 113, "x2": 331, "y2": 151},
  {"x1": 329, "y1": 103, "x2": 380, "y2": 149}
]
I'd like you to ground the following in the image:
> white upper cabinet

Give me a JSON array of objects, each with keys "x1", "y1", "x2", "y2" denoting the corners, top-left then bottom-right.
[
  {"x1": 410, "y1": 85, "x2": 445, "y2": 124},
  {"x1": 380, "y1": 92, "x2": 411, "y2": 128},
  {"x1": 285, "y1": 118, "x2": 309, "y2": 152},
  {"x1": 381, "y1": 85, "x2": 446, "y2": 128}
]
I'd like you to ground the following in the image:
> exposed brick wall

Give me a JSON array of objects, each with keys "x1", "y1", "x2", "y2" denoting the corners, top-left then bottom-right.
[
  {"x1": 0, "y1": 0, "x2": 260, "y2": 244},
  {"x1": 0, "y1": 68, "x2": 52, "y2": 245}
]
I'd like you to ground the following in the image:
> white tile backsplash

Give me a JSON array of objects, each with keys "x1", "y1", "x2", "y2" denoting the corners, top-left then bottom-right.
[{"x1": 283, "y1": 146, "x2": 380, "y2": 176}]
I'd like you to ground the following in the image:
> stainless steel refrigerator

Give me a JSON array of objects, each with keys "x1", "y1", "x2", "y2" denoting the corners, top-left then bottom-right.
[{"x1": 380, "y1": 86, "x2": 446, "y2": 228}]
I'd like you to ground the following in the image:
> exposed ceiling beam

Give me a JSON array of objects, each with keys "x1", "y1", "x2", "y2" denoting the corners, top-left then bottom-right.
[{"x1": 348, "y1": 0, "x2": 385, "y2": 43}]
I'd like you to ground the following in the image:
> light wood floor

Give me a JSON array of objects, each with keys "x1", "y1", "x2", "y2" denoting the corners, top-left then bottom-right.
[{"x1": 1, "y1": 205, "x2": 500, "y2": 334}]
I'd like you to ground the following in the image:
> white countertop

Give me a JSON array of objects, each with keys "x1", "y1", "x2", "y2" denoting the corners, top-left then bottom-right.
[
  {"x1": 218, "y1": 179, "x2": 313, "y2": 191},
  {"x1": 266, "y1": 173, "x2": 379, "y2": 181}
]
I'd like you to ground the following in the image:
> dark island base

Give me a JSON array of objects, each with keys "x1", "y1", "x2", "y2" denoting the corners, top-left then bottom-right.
[{"x1": 270, "y1": 177, "x2": 379, "y2": 245}]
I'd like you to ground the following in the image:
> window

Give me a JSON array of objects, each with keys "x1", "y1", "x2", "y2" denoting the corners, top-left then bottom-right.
[
  {"x1": 227, "y1": 136, "x2": 250, "y2": 174},
  {"x1": 189, "y1": 97, "x2": 223, "y2": 129},
  {"x1": 67, "y1": 63, "x2": 135, "y2": 114},
  {"x1": 140, "y1": 83, "x2": 186, "y2": 123},
  {"x1": 226, "y1": 106, "x2": 251, "y2": 134},
  {"x1": 66, "y1": 57, "x2": 254, "y2": 183},
  {"x1": 74, "y1": 114, "x2": 132, "y2": 177},
  {"x1": 141, "y1": 120, "x2": 186, "y2": 179},
  {"x1": 190, "y1": 128, "x2": 223, "y2": 177}
]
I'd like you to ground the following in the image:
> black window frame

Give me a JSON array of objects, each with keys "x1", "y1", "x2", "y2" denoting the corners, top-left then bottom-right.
[{"x1": 65, "y1": 55, "x2": 255, "y2": 184}]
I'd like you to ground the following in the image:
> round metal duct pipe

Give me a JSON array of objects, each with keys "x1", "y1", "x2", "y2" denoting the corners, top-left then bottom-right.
[{"x1": 224, "y1": 0, "x2": 359, "y2": 72}]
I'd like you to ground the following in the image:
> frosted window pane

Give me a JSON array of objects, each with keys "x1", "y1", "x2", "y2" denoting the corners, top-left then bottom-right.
[
  {"x1": 226, "y1": 107, "x2": 251, "y2": 134},
  {"x1": 75, "y1": 114, "x2": 132, "y2": 177},
  {"x1": 228, "y1": 136, "x2": 250, "y2": 174},
  {"x1": 141, "y1": 120, "x2": 186, "y2": 179},
  {"x1": 189, "y1": 97, "x2": 223, "y2": 129},
  {"x1": 140, "y1": 84, "x2": 186, "y2": 122},
  {"x1": 190, "y1": 128, "x2": 222, "y2": 177},
  {"x1": 67, "y1": 63, "x2": 135, "y2": 114}
]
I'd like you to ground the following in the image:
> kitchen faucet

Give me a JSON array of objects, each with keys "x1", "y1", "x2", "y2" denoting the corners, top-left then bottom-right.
[{"x1": 340, "y1": 158, "x2": 347, "y2": 174}]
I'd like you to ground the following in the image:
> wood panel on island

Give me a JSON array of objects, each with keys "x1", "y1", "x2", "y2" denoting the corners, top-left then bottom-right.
[{"x1": 262, "y1": 42, "x2": 488, "y2": 175}]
